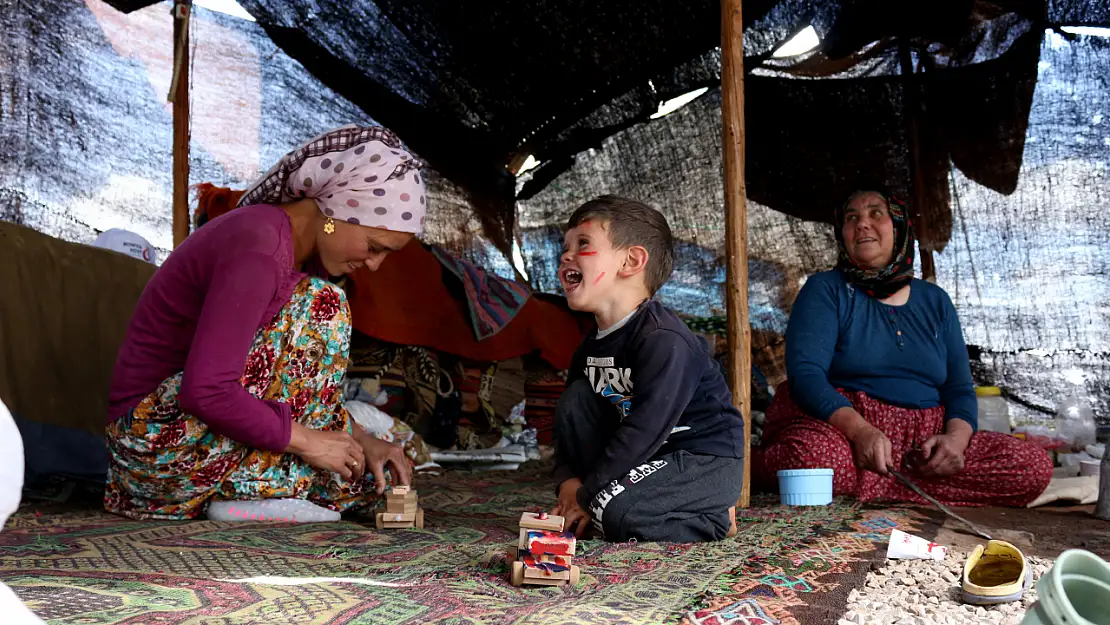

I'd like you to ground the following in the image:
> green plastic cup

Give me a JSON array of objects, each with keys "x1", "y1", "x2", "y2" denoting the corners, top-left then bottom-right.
[{"x1": 1022, "y1": 549, "x2": 1110, "y2": 625}]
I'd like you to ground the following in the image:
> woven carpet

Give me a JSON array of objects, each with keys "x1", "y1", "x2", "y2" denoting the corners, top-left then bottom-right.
[
  {"x1": 0, "y1": 465, "x2": 932, "y2": 625},
  {"x1": 681, "y1": 497, "x2": 936, "y2": 625}
]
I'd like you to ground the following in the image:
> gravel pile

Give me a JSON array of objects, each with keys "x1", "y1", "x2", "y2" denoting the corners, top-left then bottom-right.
[{"x1": 841, "y1": 550, "x2": 1053, "y2": 625}]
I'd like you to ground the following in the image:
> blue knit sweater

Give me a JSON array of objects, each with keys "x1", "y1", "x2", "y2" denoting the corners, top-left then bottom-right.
[{"x1": 785, "y1": 270, "x2": 978, "y2": 430}]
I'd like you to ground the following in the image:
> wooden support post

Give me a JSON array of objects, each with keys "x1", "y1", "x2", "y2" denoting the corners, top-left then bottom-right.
[
  {"x1": 170, "y1": 0, "x2": 192, "y2": 248},
  {"x1": 1097, "y1": 450, "x2": 1110, "y2": 521},
  {"x1": 722, "y1": 0, "x2": 752, "y2": 508},
  {"x1": 898, "y1": 42, "x2": 935, "y2": 282}
]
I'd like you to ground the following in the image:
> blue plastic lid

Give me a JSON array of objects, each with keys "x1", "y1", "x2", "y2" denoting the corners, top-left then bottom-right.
[{"x1": 776, "y1": 469, "x2": 834, "y2": 477}]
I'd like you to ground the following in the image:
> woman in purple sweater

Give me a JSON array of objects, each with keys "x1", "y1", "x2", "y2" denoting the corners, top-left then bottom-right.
[{"x1": 106, "y1": 126, "x2": 424, "y2": 521}]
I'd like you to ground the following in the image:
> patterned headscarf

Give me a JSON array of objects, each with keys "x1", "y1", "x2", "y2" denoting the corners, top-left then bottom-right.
[
  {"x1": 834, "y1": 188, "x2": 915, "y2": 299},
  {"x1": 238, "y1": 125, "x2": 428, "y2": 234}
]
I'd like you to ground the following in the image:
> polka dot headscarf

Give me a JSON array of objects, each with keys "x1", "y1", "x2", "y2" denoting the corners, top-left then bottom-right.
[{"x1": 238, "y1": 124, "x2": 428, "y2": 234}]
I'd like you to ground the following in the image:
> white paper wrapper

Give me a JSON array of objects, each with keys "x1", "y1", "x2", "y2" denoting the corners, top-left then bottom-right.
[{"x1": 887, "y1": 529, "x2": 948, "y2": 561}]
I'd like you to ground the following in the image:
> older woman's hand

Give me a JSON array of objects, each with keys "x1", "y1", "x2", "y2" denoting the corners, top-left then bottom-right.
[
  {"x1": 918, "y1": 420, "x2": 973, "y2": 477},
  {"x1": 830, "y1": 407, "x2": 893, "y2": 476},
  {"x1": 850, "y1": 425, "x2": 894, "y2": 476}
]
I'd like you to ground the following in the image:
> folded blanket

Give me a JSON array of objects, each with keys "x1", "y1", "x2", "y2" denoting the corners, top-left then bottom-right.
[
  {"x1": 1027, "y1": 475, "x2": 1099, "y2": 508},
  {"x1": 347, "y1": 242, "x2": 590, "y2": 369},
  {"x1": 429, "y1": 244, "x2": 531, "y2": 341}
]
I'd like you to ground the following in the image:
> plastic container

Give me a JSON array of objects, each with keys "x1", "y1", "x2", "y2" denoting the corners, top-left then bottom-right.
[
  {"x1": 1057, "y1": 395, "x2": 1098, "y2": 452},
  {"x1": 1021, "y1": 549, "x2": 1110, "y2": 625},
  {"x1": 1080, "y1": 460, "x2": 1101, "y2": 477},
  {"x1": 777, "y1": 469, "x2": 833, "y2": 506},
  {"x1": 1014, "y1": 425, "x2": 1069, "y2": 451},
  {"x1": 1060, "y1": 452, "x2": 1097, "y2": 470},
  {"x1": 975, "y1": 387, "x2": 1011, "y2": 433}
]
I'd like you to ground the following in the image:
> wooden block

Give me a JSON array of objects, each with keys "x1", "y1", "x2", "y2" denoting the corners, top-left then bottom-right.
[
  {"x1": 521, "y1": 554, "x2": 572, "y2": 582},
  {"x1": 536, "y1": 555, "x2": 572, "y2": 566},
  {"x1": 524, "y1": 568, "x2": 570, "y2": 581},
  {"x1": 518, "y1": 527, "x2": 530, "y2": 550},
  {"x1": 376, "y1": 512, "x2": 414, "y2": 529},
  {"x1": 510, "y1": 560, "x2": 524, "y2": 586},
  {"x1": 523, "y1": 576, "x2": 568, "y2": 586},
  {"x1": 386, "y1": 501, "x2": 418, "y2": 515},
  {"x1": 524, "y1": 529, "x2": 576, "y2": 557},
  {"x1": 386, "y1": 492, "x2": 418, "y2": 504},
  {"x1": 519, "y1": 512, "x2": 564, "y2": 531},
  {"x1": 391, "y1": 486, "x2": 410, "y2": 495}
]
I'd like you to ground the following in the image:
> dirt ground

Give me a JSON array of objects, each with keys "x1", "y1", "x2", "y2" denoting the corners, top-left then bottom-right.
[
  {"x1": 841, "y1": 504, "x2": 1109, "y2": 625},
  {"x1": 930, "y1": 504, "x2": 1110, "y2": 559}
]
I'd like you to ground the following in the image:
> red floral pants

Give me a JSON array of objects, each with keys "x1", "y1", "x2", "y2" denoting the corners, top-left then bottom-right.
[{"x1": 753, "y1": 383, "x2": 1053, "y2": 507}]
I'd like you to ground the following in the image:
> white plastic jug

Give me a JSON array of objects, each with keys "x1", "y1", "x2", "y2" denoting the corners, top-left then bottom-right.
[
  {"x1": 976, "y1": 387, "x2": 1011, "y2": 434},
  {"x1": 1056, "y1": 395, "x2": 1097, "y2": 451}
]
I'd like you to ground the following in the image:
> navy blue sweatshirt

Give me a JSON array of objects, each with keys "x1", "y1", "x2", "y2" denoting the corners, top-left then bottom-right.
[
  {"x1": 554, "y1": 300, "x2": 746, "y2": 503},
  {"x1": 786, "y1": 270, "x2": 977, "y2": 430}
]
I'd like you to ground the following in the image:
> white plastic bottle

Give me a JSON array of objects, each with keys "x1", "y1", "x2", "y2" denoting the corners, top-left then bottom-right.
[
  {"x1": 1056, "y1": 394, "x2": 1097, "y2": 452},
  {"x1": 975, "y1": 387, "x2": 1011, "y2": 434}
]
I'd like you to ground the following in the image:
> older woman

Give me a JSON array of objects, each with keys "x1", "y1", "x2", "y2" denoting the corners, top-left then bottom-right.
[
  {"x1": 755, "y1": 188, "x2": 1052, "y2": 506},
  {"x1": 105, "y1": 125, "x2": 424, "y2": 520}
]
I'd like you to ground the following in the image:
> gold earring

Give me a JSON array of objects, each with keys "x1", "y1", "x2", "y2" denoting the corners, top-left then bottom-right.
[{"x1": 323, "y1": 218, "x2": 335, "y2": 234}]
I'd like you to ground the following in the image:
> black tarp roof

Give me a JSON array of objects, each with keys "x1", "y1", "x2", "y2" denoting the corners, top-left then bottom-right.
[{"x1": 101, "y1": 0, "x2": 1110, "y2": 255}]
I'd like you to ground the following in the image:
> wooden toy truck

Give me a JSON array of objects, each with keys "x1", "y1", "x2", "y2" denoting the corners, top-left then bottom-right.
[
  {"x1": 375, "y1": 486, "x2": 425, "y2": 529},
  {"x1": 509, "y1": 512, "x2": 581, "y2": 587}
]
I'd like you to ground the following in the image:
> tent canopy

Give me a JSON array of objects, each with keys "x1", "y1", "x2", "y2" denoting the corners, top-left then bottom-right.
[{"x1": 101, "y1": 0, "x2": 1110, "y2": 254}]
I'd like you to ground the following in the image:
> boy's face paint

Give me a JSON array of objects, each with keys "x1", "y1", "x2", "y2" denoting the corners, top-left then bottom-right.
[{"x1": 558, "y1": 220, "x2": 623, "y2": 312}]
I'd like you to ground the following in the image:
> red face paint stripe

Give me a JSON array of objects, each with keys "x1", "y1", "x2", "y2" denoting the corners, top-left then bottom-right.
[
  {"x1": 577, "y1": 251, "x2": 597, "y2": 256},
  {"x1": 594, "y1": 272, "x2": 605, "y2": 285}
]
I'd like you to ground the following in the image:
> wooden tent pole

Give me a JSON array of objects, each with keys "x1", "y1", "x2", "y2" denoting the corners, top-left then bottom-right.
[
  {"x1": 1097, "y1": 451, "x2": 1110, "y2": 520},
  {"x1": 898, "y1": 42, "x2": 936, "y2": 282},
  {"x1": 170, "y1": 0, "x2": 192, "y2": 248},
  {"x1": 722, "y1": 0, "x2": 752, "y2": 508}
]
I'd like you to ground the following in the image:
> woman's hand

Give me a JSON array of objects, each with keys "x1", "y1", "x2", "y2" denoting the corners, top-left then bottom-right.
[
  {"x1": 552, "y1": 478, "x2": 591, "y2": 538},
  {"x1": 357, "y1": 434, "x2": 413, "y2": 495},
  {"x1": 850, "y1": 425, "x2": 894, "y2": 476},
  {"x1": 918, "y1": 420, "x2": 972, "y2": 477},
  {"x1": 830, "y1": 407, "x2": 892, "y2": 476},
  {"x1": 287, "y1": 424, "x2": 366, "y2": 481}
]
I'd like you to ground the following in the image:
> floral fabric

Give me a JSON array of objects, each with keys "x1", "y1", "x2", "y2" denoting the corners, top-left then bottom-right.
[
  {"x1": 754, "y1": 383, "x2": 1053, "y2": 507},
  {"x1": 105, "y1": 277, "x2": 426, "y2": 520}
]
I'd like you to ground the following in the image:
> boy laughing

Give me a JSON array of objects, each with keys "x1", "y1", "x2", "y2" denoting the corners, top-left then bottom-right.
[{"x1": 551, "y1": 195, "x2": 744, "y2": 542}]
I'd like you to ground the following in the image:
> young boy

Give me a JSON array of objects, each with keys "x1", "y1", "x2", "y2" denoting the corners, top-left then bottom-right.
[{"x1": 551, "y1": 195, "x2": 745, "y2": 542}]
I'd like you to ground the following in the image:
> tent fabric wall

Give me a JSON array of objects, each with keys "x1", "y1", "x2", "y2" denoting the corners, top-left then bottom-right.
[
  {"x1": 518, "y1": 28, "x2": 1110, "y2": 425},
  {"x1": 87, "y1": 0, "x2": 1110, "y2": 255},
  {"x1": 0, "y1": 0, "x2": 506, "y2": 268},
  {"x1": 3, "y1": 0, "x2": 1109, "y2": 428}
]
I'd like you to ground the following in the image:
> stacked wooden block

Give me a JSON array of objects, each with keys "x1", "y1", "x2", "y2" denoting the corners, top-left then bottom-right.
[
  {"x1": 509, "y1": 512, "x2": 580, "y2": 587},
  {"x1": 375, "y1": 486, "x2": 425, "y2": 529}
]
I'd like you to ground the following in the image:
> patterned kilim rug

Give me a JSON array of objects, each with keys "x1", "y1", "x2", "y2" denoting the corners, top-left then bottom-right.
[
  {"x1": 0, "y1": 464, "x2": 933, "y2": 625},
  {"x1": 681, "y1": 497, "x2": 937, "y2": 625}
]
